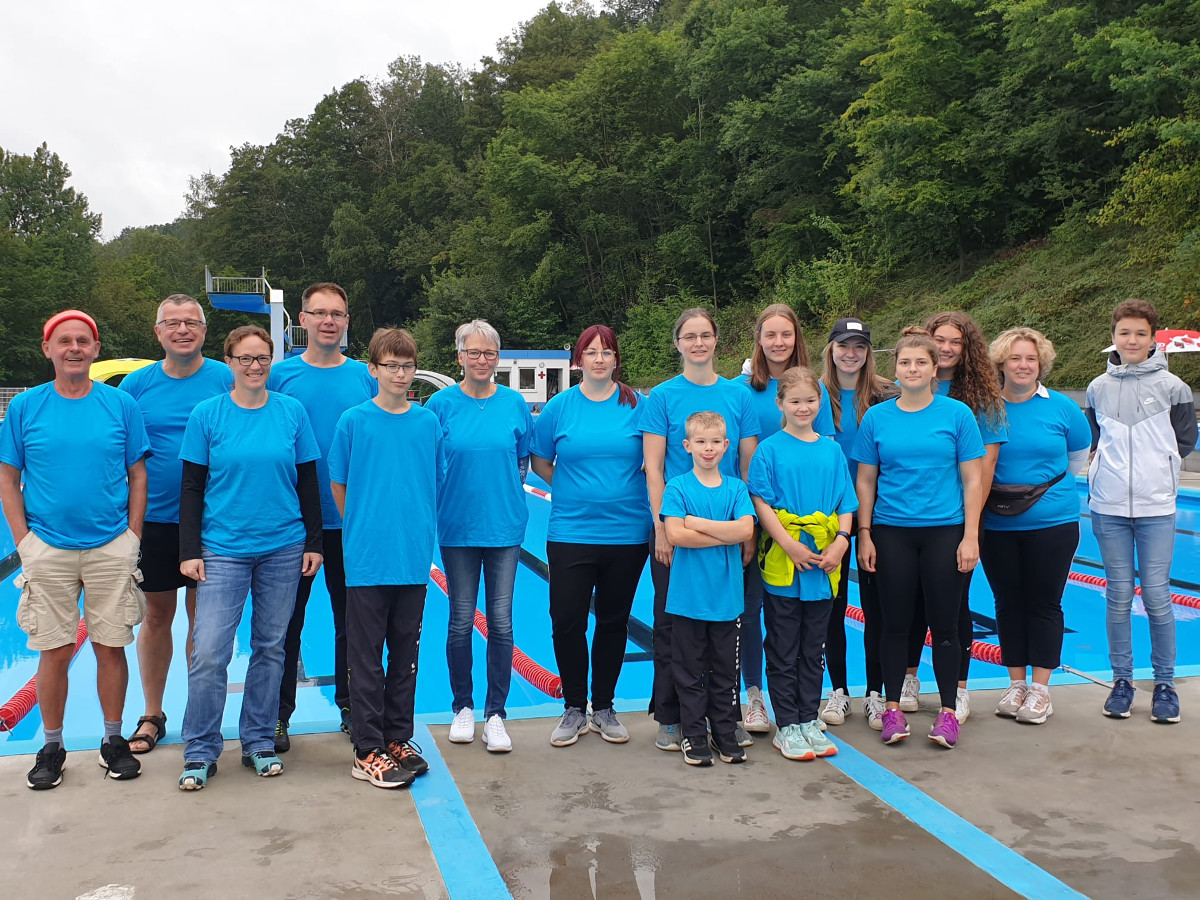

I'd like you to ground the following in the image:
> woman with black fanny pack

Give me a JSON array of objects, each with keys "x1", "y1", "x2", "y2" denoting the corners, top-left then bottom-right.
[{"x1": 980, "y1": 328, "x2": 1090, "y2": 724}]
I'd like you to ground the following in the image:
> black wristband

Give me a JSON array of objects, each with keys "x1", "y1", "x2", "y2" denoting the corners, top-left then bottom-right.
[{"x1": 835, "y1": 530, "x2": 852, "y2": 542}]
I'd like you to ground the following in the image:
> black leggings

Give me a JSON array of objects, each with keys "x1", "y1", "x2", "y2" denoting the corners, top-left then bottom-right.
[
  {"x1": 980, "y1": 523, "x2": 1079, "y2": 670},
  {"x1": 906, "y1": 545, "x2": 980, "y2": 681},
  {"x1": 546, "y1": 541, "x2": 649, "y2": 712},
  {"x1": 826, "y1": 525, "x2": 883, "y2": 696},
  {"x1": 874, "y1": 524, "x2": 966, "y2": 710}
]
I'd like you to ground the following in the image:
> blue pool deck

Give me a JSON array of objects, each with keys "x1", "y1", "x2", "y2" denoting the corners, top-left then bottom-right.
[{"x1": 2, "y1": 480, "x2": 1199, "y2": 900}]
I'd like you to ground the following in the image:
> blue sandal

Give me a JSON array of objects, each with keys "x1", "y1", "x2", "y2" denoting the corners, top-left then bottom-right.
[
  {"x1": 178, "y1": 761, "x2": 216, "y2": 791},
  {"x1": 242, "y1": 751, "x2": 284, "y2": 777}
]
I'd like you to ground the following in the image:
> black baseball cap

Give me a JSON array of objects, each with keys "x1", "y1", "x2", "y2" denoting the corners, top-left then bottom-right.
[{"x1": 829, "y1": 317, "x2": 871, "y2": 344}]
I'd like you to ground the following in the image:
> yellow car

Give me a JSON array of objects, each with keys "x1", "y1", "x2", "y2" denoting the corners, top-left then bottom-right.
[{"x1": 89, "y1": 358, "x2": 153, "y2": 387}]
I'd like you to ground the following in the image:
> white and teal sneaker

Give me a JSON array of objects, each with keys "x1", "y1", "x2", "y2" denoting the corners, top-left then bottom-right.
[
  {"x1": 771, "y1": 723, "x2": 815, "y2": 761},
  {"x1": 800, "y1": 720, "x2": 838, "y2": 758}
]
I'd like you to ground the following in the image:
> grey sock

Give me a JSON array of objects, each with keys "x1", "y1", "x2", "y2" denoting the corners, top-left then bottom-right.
[
  {"x1": 44, "y1": 727, "x2": 64, "y2": 747},
  {"x1": 102, "y1": 720, "x2": 122, "y2": 745}
]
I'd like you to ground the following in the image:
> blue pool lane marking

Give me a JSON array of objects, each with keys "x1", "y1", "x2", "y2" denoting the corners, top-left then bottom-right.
[
  {"x1": 410, "y1": 723, "x2": 513, "y2": 900},
  {"x1": 827, "y1": 736, "x2": 1089, "y2": 900}
]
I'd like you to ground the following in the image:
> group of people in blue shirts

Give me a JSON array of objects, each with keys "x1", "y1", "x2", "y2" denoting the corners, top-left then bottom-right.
[{"x1": 5, "y1": 287, "x2": 1193, "y2": 792}]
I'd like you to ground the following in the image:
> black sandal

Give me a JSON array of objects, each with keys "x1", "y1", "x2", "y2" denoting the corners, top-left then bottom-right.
[{"x1": 128, "y1": 714, "x2": 167, "y2": 754}]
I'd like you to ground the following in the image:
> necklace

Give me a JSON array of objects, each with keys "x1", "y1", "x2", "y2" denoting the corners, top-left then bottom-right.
[{"x1": 463, "y1": 383, "x2": 495, "y2": 411}]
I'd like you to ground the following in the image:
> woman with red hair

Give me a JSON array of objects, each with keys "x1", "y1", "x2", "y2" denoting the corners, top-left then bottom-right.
[{"x1": 531, "y1": 325, "x2": 650, "y2": 747}]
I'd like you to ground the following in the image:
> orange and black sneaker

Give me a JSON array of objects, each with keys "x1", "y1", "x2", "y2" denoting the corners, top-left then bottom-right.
[
  {"x1": 352, "y1": 748, "x2": 414, "y2": 789},
  {"x1": 387, "y1": 739, "x2": 430, "y2": 777}
]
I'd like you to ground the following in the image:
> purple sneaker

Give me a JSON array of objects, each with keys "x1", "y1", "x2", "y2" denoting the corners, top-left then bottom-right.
[
  {"x1": 880, "y1": 709, "x2": 909, "y2": 744},
  {"x1": 929, "y1": 710, "x2": 960, "y2": 748}
]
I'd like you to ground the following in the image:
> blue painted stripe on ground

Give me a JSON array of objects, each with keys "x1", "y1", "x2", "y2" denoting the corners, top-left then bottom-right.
[
  {"x1": 827, "y1": 736, "x2": 1090, "y2": 900},
  {"x1": 409, "y1": 722, "x2": 513, "y2": 900}
]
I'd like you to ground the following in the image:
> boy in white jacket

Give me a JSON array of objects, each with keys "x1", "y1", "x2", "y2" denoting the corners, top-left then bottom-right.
[{"x1": 1086, "y1": 299, "x2": 1197, "y2": 723}]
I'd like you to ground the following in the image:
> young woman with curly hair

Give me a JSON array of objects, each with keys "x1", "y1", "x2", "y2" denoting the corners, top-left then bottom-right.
[{"x1": 899, "y1": 311, "x2": 1007, "y2": 724}]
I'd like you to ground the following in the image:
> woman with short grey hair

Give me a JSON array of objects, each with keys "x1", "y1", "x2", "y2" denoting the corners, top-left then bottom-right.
[{"x1": 425, "y1": 319, "x2": 533, "y2": 752}]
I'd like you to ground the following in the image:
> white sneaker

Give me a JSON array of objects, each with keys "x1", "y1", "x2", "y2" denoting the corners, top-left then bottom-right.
[
  {"x1": 449, "y1": 708, "x2": 475, "y2": 743},
  {"x1": 820, "y1": 688, "x2": 851, "y2": 726},
  {"x1": 955, "y1": 687, "x2": 970, "y2": 724},
  {"x1": 899, "y1": 674, "x2": 920, "y2": 712},
  {"x1": 995, "y1": 682, "x2": 1028, "y2": 718},
  {"x1": 863, "y1": 691, "x2": 886, "y2": 731},
  {"x1": 744, "y1": 686, "x2": 771, "y2": 733},
  {"x1": 482, "y1": 714, "x2": 512, "y2": 753}
]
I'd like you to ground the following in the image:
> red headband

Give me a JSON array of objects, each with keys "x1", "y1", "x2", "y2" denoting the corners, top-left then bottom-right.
[{"x1": 43, "y1": 310, "x2": 99, "y2": 342}]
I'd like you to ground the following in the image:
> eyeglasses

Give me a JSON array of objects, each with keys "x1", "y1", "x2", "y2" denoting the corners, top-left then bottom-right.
[
  {"x1": 461, "y1": 349, "x2": 499, "y2": 361},
  {"x1": 377, "y1": 362, "x2": 417, "y2": 374},
  {"x1": 581, "y1": 349, "x2": 616, "y2": 361},
  {"x1": 678, "y1": 332, "x2": 715, "y2": 343},
  {"x1": 157, "y1": 319, "x2": 205, "y2": 331},
  {"x1": 302, "y1": 309, "x2": 348, "y2": 321},
  {"x1": 232, "y1": 355, "x2": 272, "y2": 368}
]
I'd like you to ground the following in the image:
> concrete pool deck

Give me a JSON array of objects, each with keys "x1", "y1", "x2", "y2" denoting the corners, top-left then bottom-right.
[{"x1": 3, "y1": 679, "x2": 1196, "y2": 899}]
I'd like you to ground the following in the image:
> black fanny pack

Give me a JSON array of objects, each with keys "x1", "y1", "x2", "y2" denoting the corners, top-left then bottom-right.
[{"x1": 985, "y1": 472, "x2": 1066, "y2": 516}]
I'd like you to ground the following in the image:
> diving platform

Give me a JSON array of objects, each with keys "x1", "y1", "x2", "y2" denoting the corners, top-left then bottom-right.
[{"x1": 204, "y1": 266, "x2": 290, "y2": 361}]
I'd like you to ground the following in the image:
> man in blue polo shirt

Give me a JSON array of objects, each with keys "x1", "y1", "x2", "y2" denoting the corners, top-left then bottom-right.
[
  {"x1": 120, "y1": 294, "x2": 232, "y2": 755},
  {"x1": 0, "y1": 310, "x2": 151, "y2": 790},
  {"x1": 269, "y1": 282, "x2": 376, "y2": 749}
]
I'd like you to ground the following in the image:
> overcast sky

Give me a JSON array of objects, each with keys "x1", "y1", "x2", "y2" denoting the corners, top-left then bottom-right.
[{"x1": 1, "y1": 1, "x2": 552, "y2": 238}]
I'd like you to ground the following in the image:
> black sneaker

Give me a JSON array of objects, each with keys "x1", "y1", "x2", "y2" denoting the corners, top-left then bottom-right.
[
  {"x1": 387, "y1": 739, "x2": 430, "y2": 777},
  {"x1": 711, "y1": 731, "x2": 746, "y2": 764},
  {"x1": 99, "y1": 736, "x2": 142, "y2": 780},
  {"x1": 340, "y1": 707, "x2": 353, "y2": 739},
  {"x1": 680, "y1": 735, "x2": 713, "y2": 767},
  {"x1": 274, "y1": 719, "x2": 291, "y2": 754},
  {"x1": 27, "y1": 742, "x2": 67, "y2": 790},
  {"x1": 352, "y1": 749, "x2": 415, "y2": 789}
]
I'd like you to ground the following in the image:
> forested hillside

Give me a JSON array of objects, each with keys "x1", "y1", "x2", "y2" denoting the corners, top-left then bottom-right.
[{"x1": 3, "y1": 0, "x2": 1198, "y2": 386}]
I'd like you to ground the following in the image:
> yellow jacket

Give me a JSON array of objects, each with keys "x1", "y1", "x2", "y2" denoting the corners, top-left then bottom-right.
[{"x1": 758, "y1": 508, "x2": 842, "y2": 597}]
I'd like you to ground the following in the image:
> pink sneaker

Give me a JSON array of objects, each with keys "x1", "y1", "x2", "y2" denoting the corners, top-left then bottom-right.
[
  {"x1": 929, "y1": 710, "x2": 960, "y2": 748},
  {"x1": 880, "y1": 709, "x2": 909, "y2": 744}
]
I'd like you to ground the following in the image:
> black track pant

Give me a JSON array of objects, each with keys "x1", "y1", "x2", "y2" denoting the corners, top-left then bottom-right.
[
  {"x1": 671, "y1": 614, "x2": 740, "y2": 741},
  {"x1": 280, "y1": 529, "x2": 347, "y2": 723},
  {"x1": 648, "y1": 528, "x2": 680, "y2": 724},
  {"x1": 826, "y1": 522, "x2": 884, "y2": 696},
  {"x1": 875, "y1": 524, "x2": 966, "y2": 710},
  {"x1": 547, "y1": 541, "x2": 649, "y2": 712},
  {"x1": 347, "y1": 584, "x2": 426, "y2": 752},
  {"x1": 765, "y1": 592, "x2": 832, "y2": 726},
  {"x1": 980, "y1": 523, "x2": 1079, "y2": 670}
]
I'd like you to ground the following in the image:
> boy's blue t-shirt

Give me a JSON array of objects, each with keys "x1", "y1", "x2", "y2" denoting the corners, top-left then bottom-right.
[
  {"x1": 180, "y1": 392, "x2": 321, "y2": 557},
  {"x1": 660, "y1": 472, "x2": 756, "y2": 621},
  {"x1": 267, "y1": 356, "x2": 378, "y2": 530},
  {"x1": 639, "y1": 375, "x2": 760, "y2": 482},
  {"x1": 0, "y1": 382, "x2": 150, "y2": 550},
  {"x1": 425, "y1": 384, "x2": 533, "y2": 547},
  {"x1": 851, "y1": 396, "x2": 986, "y2": 527},
  {"x1": 985, "y1": 387, "x2": 1091, "y2": 532},
  {"x1": 736, "y1": 375, "x2": 834, "y2": 441},
  {"x1": 530, "y1": 386, "x2": 651, "y2": 544},
  {"x1": 748, "y1": 431, "x2": 858, "y2": 600},
  {"x1": 328, "y1": 400, "x2": 444, "y2": 586},
  {"x1": 119, "y1": 358, "x2": 233, "y2": 523}
]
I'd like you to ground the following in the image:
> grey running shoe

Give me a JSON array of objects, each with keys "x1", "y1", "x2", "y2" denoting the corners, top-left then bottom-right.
[
  {"x1": 899, "y1": 674, "x2": 920, "y2": 712},
  {"x1": 655, "y1": 722, "x2": 681, "y2": 751},
  {"x1": 550, "y1": 707, "x2": 589, "y2": 747},
  {"x1": 734, "y1": 723, "x2": 754, "y2": 747},
  {"x1": 589, "y1": 708, "x2": 630, "y2": 743}
]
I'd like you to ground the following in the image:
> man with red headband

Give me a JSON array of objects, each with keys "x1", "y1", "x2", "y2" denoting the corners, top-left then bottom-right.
[{"x1": 0, "y1": 310, "x2": 151, "y2": 790}]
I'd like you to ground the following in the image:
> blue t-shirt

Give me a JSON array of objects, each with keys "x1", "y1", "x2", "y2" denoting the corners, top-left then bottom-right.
[
  {"x1": 748, "y1": 431, "x2": 858, "y2": 600},
  {"x1": 0, "y1": 382, "x2": 150, "y2": 550},
  {"x1": 119, "y1": 359, "x2": 233, "y2": 523},
  {"x1": 640, "y1": 375, "x2": 760, "y2": 482},
  {"x1": 328, "y1": 400, "x2": 444, "y2": 586},
  {"x1": 267, "y1": 356, "x2": 377, "y2": 530},
  {"x1": 530, "y1": 386, "x2": 651, "y2": 544},
  {"x1": 736, "y1": 375, "x2": 835, "y2": 441},
  {"x1": 833, "y1": 388, "x2": 862, "y2": 483},
  {"x1": 852, "y1": 396, "x2": 986, "y2": 527},
  {"x1": 932, "y1": 378, "x2": 1009, "y2": 447},
  {"x1": 180, "y1": 392, "x2": 321, "y2": 557},
  {"x1": 985, "y1": 387, "x2": 1091, "y2": 532},
  {"x1": 425, "y1": 384, "x2": 533, "y2": 547},
  {"x1": 660, "y1": 472, "x2": 756, "y2": 621}
]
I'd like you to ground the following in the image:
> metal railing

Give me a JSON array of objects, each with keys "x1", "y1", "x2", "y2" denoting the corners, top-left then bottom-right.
[
  {"x1": 0, "y1": 387, "x2": 27, "y2": 421},
  {"x1": 205, "y1": 266, "x2": 268, "y2": 296}
]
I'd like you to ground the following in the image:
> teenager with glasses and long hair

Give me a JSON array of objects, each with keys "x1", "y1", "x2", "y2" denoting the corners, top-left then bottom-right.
[
  {"x1": 816, "y1": 318, "x2": 897, "y2": 730},
  {"x1": 532, "y1": 325, "x2": 650, "y2": 748},
  {"x1": 640, "y1": 307, "x2": 759, "y2": 753},
  {"x1": 853, "y1": 327, "x2": 985, "y2": 750}
]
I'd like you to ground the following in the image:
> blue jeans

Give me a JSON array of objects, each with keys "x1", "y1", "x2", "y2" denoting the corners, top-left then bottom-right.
[
  {"x1": 1091, "y1": 512, "x2": 1176, "y2": 685},
  {"x1": 441, "y1": 545, "x2": 518, "y2": 719},
  {"x1": 182, "y1": 543, "x2": 304, "y2": 762}
]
